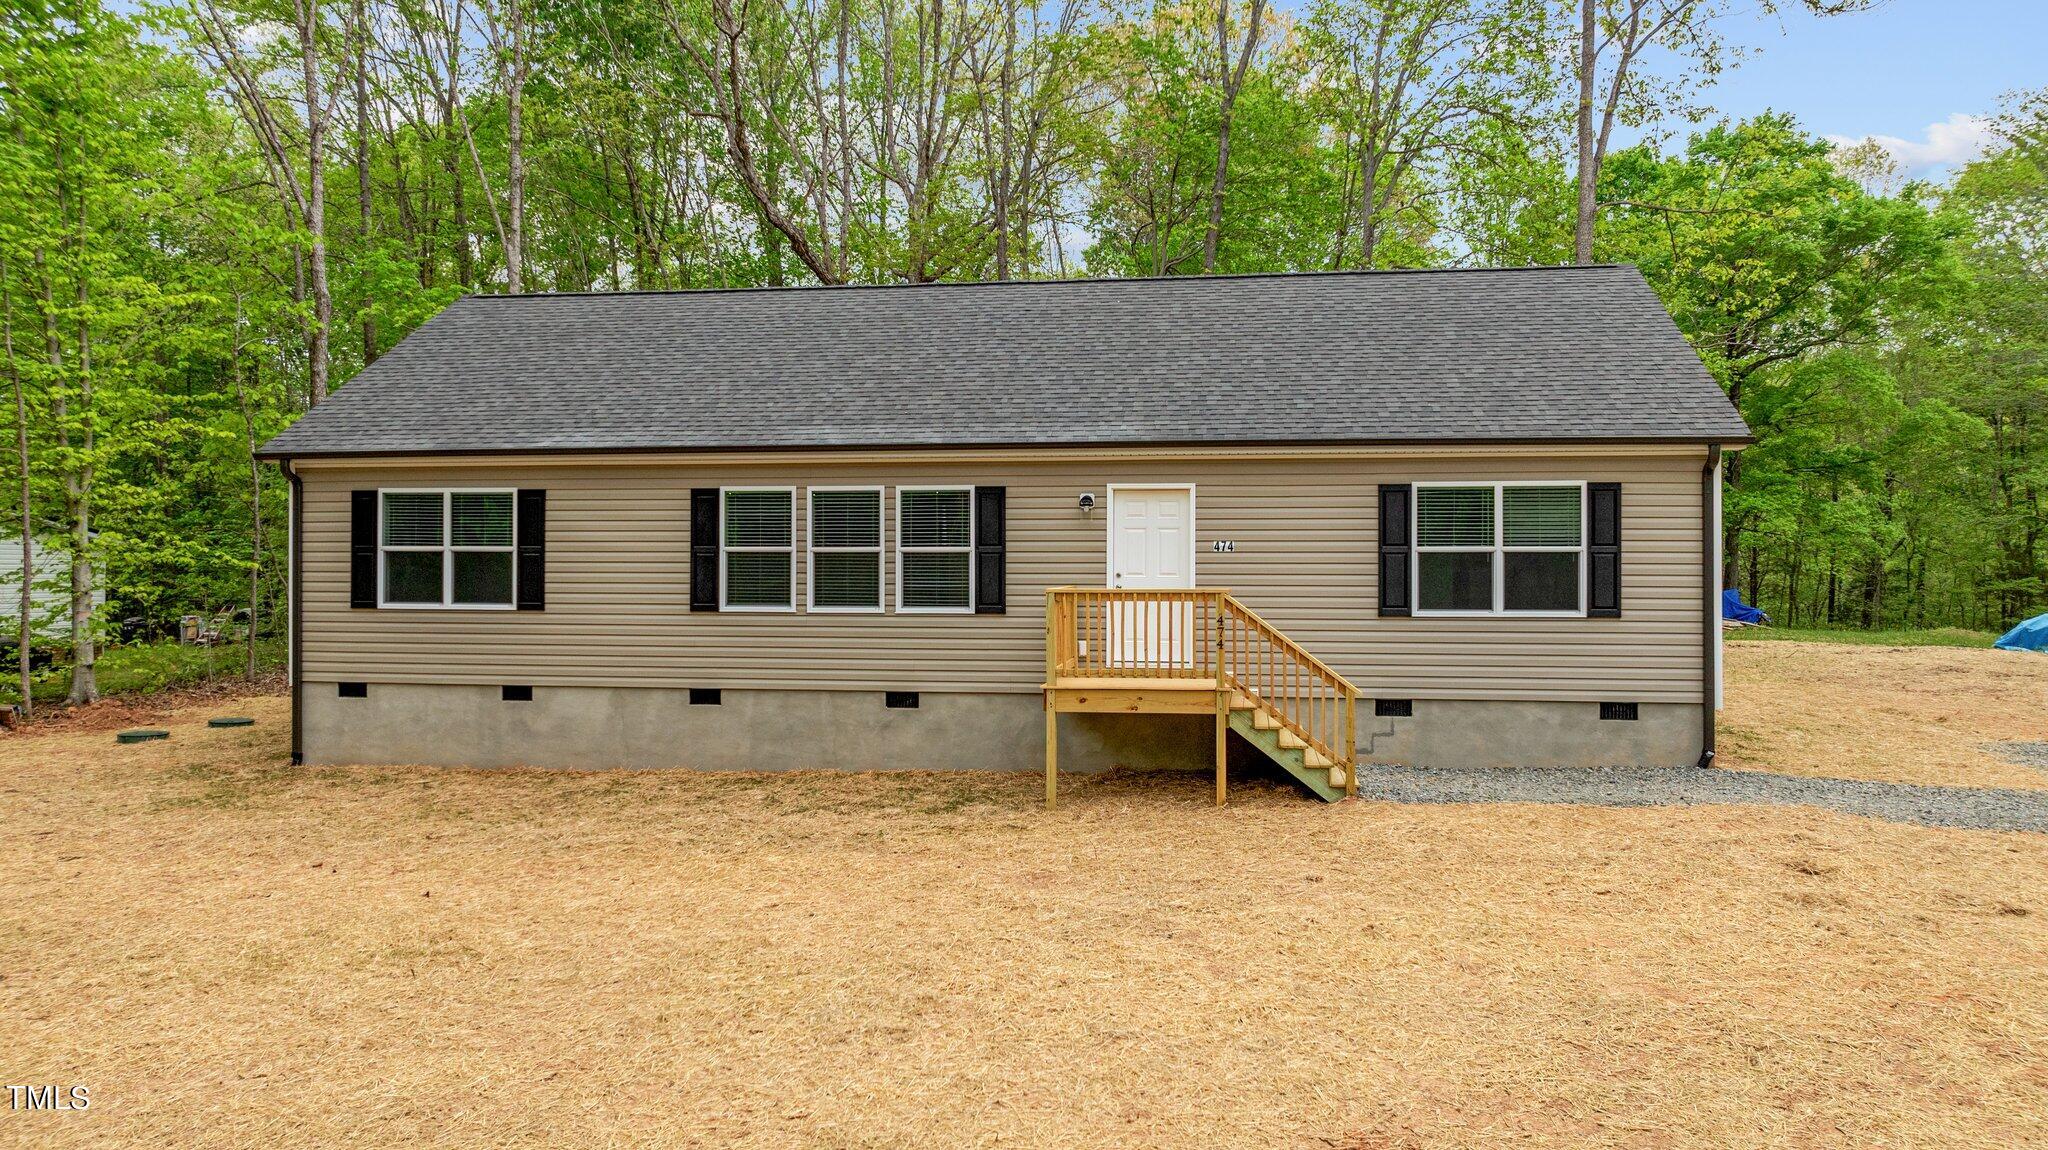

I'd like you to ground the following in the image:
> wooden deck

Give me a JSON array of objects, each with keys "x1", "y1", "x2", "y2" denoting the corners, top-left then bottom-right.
[{"x1": 1043, "y1": 588, "x2": 1360, "y2": 807}]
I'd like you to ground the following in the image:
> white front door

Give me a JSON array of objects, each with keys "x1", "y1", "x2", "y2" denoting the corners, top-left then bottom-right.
[{"x1": 1108, "y1": 486, "x2": 1195, "y2": 668}]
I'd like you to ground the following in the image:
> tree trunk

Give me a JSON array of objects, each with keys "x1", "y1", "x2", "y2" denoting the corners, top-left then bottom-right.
[
  {"x1": 299, "y1": 0, "x2": 331, "y2": 404},
  {"x1": 232, "y1": 299, "x2": 262, "y2": 680},
  {"x1": 505, "y1": 0, "x2": 526, "y2": 293},
  {"x1": 33, "y1": 244, "x2": 65, "y2": 703},
  {"x1": 1572, "y1": 0, "x2": 1596, "y2": 263},
  {"x1": 352, "y1": 0, "x2": 377, "y2": 363},
  {"x1": 65, "y1": 203, "x2": 96, "y2": 705},
  {"x1": 1358, "y1": 148, "x2": 1381, "y2": 269},
  {"x1": 1786, "y1": 541, "x2": 1802, "y2": 628},
  {"x1": 836, "y1": 0, "x2": 852, "y2": 280},
  {"x1": 1720, "y1": 426, "x2": 1744, "y2": 588},
  {"x1": 1201, "y1": 0, "x2": 1266, "y2": 274},
  {"x1": 42, "y1": 141, "x2": 95, "y2": 706},
  {"x1": 1, "y1": 260, "x2": 30, "y2": 718},
  {"x1": 1746, "y1": 545, "x2": 1760, "y2": 616},
  {"x1": 993, "y1": 0, "x2": 1014, "y2": 280}
]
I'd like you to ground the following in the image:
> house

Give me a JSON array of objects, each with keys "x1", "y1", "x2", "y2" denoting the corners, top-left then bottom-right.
[
  {"x1": 255, "y1": 266, "x2": 1751, "y2": 804},
  {"x1": 0, "y1": 529, "x2": 103, "y2": 645}
]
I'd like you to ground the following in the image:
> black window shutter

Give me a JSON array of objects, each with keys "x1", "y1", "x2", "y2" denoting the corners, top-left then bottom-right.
[
  {"x1": 350, "y1": 490, "x2": 377, "y2": 608},
  {"x1": 973, "y1": 485, "x2": 1006, "y2": 614},
  {"x1": 1588, "y1": 482, "x2": 1622, "y2": 618},
  {"x1": 1377, "y1": 484, "x2": 1411, "y2": 617},
  {"x1": 516, "y1": 489, "x2": 546, "y2": 611},
  {"x1": 690, "y1": 488, "x2": 720, "y2": 612}
]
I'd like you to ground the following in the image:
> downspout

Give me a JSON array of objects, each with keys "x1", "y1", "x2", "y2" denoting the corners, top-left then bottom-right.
[
  {"x1": 1698, "y1": 443, "x2": 1721, "y2": 768},
  {"x1": 282, "y1": 458, "x2": 304, "y2": 767}
]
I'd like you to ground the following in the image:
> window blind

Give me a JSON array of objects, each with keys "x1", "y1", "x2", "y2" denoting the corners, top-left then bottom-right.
[
  {"x1": 1415, "y1": 487, "x2": 1493, "y2": 547},
  {"x1": 810, "y1": 488, "x2": 882, "y2": 610},
  {"x1": 383, "y1": 492, "x2": 444, "y2": 546},
  {"x1": 451, "y1": 491, "x2": 514, "y2": 547},
  {"x1": 1503, "y1": 486, "x2": 1581, "y2": 547},
  {"x1": 899, "y1": 489, "x2": 972, "y2": 610}
]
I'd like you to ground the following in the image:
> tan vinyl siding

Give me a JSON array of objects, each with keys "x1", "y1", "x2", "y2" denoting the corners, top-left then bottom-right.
[{"x1": 298, "y1": 450, "x2": 1708, "y2": 703}]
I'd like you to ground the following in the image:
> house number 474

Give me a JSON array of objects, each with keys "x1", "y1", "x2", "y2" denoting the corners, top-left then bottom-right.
[{"x1": 1210, "y1": 540, "x2": 1236, "y2": 553}]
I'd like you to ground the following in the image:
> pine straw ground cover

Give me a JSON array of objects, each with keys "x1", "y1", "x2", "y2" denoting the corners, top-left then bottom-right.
[
  {"x1": 2, "y1": 649, "x2": 2046, "y2": 1148},
  {"x1": 1720, "y1": 639, "x2": 2048, "y2": 791}
]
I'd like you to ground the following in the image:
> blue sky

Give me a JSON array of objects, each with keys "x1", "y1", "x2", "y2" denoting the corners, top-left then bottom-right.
[{"x1": 1671, "y1": 0, "x2": 2046, "y2": 178}]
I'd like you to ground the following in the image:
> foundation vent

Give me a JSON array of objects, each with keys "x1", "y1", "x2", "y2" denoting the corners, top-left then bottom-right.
[
  {"x1": 1599, "y1": 702, "x2": 1639, "y2": 721},
  {"x1": 1373, "y1": 699, "x2": 1412, "y2": 718},
  {"x1": 502, "y1": 685, "x2": 533, "y2": 702},
  {"x1": 337, "y1": 682, "x2": 368, "y2": 698},
  {"x1": 885, "y1": 691, "x2": 920, "y2": 709},
  {"x1": 689, "y1": 688, "x2": 722, "y2": 706}
]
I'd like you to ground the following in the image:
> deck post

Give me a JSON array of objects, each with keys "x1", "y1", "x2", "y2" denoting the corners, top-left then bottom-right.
[
  {"x1": 1214, "y1": 591, "x2": 1229, "y2": 806},
  {"x1": 1344, "y1": 691, "x2": 1358, "y2": 799},
  {"x1": 1045, "y1": 692, "x2": 1058, "y2": 809},
  {"x1": 1215, "y1": 688, "x2": 1228, "y2": 806},
  {"x1": 1045, "y1": 589, "x2": 1059, "y2": 809}
]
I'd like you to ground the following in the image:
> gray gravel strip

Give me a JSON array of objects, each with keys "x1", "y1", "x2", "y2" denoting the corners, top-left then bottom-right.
[
  {"x1": 1988, "y1": 741, "x2": 2048, "y2": 778},
  {"x1": 1351, "y1": 764, "x2": 2048, "y2": 833}
]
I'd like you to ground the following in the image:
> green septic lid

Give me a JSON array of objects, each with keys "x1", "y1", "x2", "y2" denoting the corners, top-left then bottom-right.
[
  {"x1": 208, "y1": 717, "x2": 256, "y2": 728},
  {"x1": 116, "y1": 729, "x2": 170, "y2": 744}
]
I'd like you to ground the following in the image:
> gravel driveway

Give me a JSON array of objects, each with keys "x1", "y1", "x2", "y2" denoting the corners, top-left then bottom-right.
[{"x1": 1351, "y1": 763, "x2": 2048, "y2": 833}]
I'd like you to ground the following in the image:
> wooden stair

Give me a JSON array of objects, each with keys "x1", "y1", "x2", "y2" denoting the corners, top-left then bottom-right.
[
  {"x1": 1043, "y1": 587, "x2": 1358, "y2": 807},
  {"x1": 1228, "y1": 691, "x2": 1347, "y2": 802}
]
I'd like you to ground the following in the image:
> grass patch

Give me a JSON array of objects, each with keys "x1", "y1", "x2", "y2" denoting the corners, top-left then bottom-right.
[
  {"x1": 1725, "y1": 625, "x2": 1999, "y2": 648},
  {"x1": 4, "y1": 636, "x2": 286, "y2": 705}
]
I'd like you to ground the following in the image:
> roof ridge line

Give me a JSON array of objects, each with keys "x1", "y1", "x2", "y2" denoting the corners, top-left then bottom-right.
[{"x1": 461, "y1": 264, "x2": 1638, "y2": 302}]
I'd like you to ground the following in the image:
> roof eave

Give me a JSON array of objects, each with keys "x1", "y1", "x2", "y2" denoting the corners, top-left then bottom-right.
[{"x1": 256, "y1": 431, "x2": 1756, "y2": 462}]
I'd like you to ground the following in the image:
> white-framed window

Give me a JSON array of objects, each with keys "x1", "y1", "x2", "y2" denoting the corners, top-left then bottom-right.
[
  {"x1": 896, "y1": 486, "x2": 973, "y2": 613},
  {"x1": 379, "y1": 489, "x2": 516, "y2": 609},
  {"x1": 721, "y1": 487, "x2": 796, "y2": 611},
  {"x1": 808, "y1": 486, "x2": 883, "y2": 612},
  {"x1": 1413, "y1": 481, "x2": 1585, "y2": 616}
]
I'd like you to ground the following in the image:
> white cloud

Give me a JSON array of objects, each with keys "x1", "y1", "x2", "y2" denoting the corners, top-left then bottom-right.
[
  {"x1": 236, "y1": 20, "x2": 292, "y2": 50},
  {"x1": 1826, "y1": 113, "x2": 1998, "y2": 174}
]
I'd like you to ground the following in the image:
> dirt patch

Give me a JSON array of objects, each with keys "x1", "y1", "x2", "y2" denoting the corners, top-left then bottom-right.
[
  {"x1": 2, "y1": 690, "x2": 2046, "y2": 1149},
  {"x1": 2, "y1": 674, "x2": 286, "y2": 736},
  {"x1": 1720, "y1": 641, "x2": 2048, "y2": 791}
]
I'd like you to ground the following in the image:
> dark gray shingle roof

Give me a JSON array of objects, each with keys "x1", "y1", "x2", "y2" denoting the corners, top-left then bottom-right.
[{"x1": 258, "y1": 265, "x2": 1750, "y2": 458}]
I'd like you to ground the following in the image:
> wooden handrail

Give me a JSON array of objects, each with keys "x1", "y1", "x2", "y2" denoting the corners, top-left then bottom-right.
[
  {"x1": 1220, "y1": 595, "x2": 1360, "y2": 697},
  {"x1": 1047, "y1": 588, "x2": 1359, "y2": 792},
  {"x1": 1216, "y1": 594, "x2": 1355, "y2": 774},
  {"x1": 1045, "y1": 587, "x2": 1227, "y2": 682}
]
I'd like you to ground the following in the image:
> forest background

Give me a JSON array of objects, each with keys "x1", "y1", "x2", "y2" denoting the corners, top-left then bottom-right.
[{"x1": 1, "y1": 0, "x2": 2042, "y2": 704}]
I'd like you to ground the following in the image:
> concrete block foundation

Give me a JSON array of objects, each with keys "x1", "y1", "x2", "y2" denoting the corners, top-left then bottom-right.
[{"x1": 300, "y1": 682, "x2": 1704, "y2": 773}]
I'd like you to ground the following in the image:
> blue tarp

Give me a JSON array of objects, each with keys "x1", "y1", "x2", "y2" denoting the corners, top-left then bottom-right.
[
  {"x1": 1995, "y1": 614, "x2": 2048, "y2": 651},
  {"x1": 1722, "y1": 588, "x2": 1768, "y2": 625}
]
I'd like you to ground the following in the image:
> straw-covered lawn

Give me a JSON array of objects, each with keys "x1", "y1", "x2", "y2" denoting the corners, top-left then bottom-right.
[
  {"x1": 1721, "y1": 638, "x2": 2048, "y2": 791},
  {"x1": 3, "y1": 645, "x2": 2046, "y2": 1149}
]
